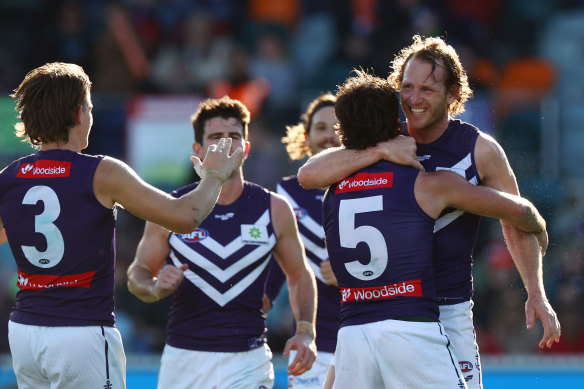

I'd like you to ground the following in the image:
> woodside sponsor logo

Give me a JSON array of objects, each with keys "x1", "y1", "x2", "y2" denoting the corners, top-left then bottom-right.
[
  {"x1": 17, "y1": 160, "x2": 72, "y2": 178},
  {"x1": 335, "y1": 172, "x2": 393, "y2": 194}
]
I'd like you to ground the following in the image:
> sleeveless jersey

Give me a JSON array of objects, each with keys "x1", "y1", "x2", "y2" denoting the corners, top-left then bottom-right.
[
  {"x1": 266, "y1": 176, "x2": 340, "y2": 353},
  {"x1": 166, "y1": 181, "x2": 276, "y2": 352},
  {"x1": 0, "y1": 149, "x2": 116, "y2": 326},
  {"x1": 322, "y1": 160, "x2": 437, "y2": 327},
  {"x1": 415, "y1": 119, "x2": 482, "y2": 304}
]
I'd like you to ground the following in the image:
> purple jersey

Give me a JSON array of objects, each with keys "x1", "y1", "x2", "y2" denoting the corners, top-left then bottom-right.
[
  {"x1": 265, "y1": 176, "x2": 340, "y2": 353},
  {"x1": 415, "y1": 119, "x2": 482, "y2": 304},
  {"x1": 323, "y1": 161, "x2": 437, "y2": 328},
  {"x1": 0, "y1": 150, "x2": 116, "y2": 326},
  {"x1": 166, "y1": 181, "x2": 276, "y2": 352}
]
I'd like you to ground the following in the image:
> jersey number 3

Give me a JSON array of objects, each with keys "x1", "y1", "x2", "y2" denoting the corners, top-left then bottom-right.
[
  {"x1": 338, "y1": 196, "x2": 387, "y2": 280},
  {"x1": 21, "y1": 185, "x2": 65, "y2": 268}
]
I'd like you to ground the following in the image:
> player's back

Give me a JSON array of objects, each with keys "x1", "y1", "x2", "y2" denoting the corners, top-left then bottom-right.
[
  {"x1": 0, "y1": 149, "x2": 116, "y2": 326},
  {"x1": 322, "y1": 160, "x2": 437, "y2": 327}
]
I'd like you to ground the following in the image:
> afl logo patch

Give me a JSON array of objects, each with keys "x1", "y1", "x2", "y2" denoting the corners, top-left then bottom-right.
[
  {"x1": 459, "y1": 361, "x2": 473, "y2": 373},
  {"x1": 294, "y1": 207, "x2": 307, "y2": 220},
  {"x1": 178, "y1": 228, "x2": 209, "y2": 242}
]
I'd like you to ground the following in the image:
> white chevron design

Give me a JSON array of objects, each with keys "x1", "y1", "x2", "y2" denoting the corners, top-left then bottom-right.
[
  {"x1": 168, "y1": 208, "x2": 275, "y2": 306},
  {"x1": 171, "y1": 253, "x2": 272, "y2": 307},
  {"x1": 277, "y1": 184, "x2": 325, "y2": 239},
  {"x1": 301, "y1": 234, "x2": 328, "y2": 261},
  {"x1": 434, "y1": 153, "x2": 478, "y2": 232},
  {"x1": 174, "y1": 210, "x2": 271, "y2": 258},
  {"x1": 308, "y1": 259, "x2": 325, "y2": 283},
  {"x1": 169, "y1": 234, "x2": 276, "y2": 282}
]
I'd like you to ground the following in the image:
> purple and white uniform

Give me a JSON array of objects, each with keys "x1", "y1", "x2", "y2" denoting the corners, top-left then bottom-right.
[
  {"x1": 416, "y1": 119, "x2": 483, "y2": 388},
  {"x1": 265, "y1": 176, "x2": 340, "y2": 388},
  {"x1": 158, "y1": 181, "x2": 276, "y2": 389},
  {"x1": 322, "y1": 160, "x2": 466, "y2": 389},
  {"x1": 0, "y1": 149, "x2": 125, "y2": 389}
]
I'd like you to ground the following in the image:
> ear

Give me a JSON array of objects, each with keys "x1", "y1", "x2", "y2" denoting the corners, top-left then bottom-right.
[
  {"x1": 192, "y1": 142, "x2": 203, "y2": 159},
  {"x1": 73, "y1": 105, "x2": 83, "y2": 125},
  {"x1": 447, "y1": 84, "x2": 460, "y2": 105},
  {"x1": 243, "y1": 140, "x2": 251, "y2": 159}
]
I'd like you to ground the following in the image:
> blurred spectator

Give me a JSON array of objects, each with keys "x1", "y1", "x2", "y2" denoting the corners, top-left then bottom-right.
[{"x1": 150, "y1": 10, "x2": 235, "y2": 93}]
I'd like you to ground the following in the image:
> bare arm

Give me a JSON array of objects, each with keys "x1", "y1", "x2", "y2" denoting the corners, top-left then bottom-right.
[
  {"x1": 270, "y1": 193, "x2": 317, "y2": 376},
  {"x1": 417, "y1": 171, "x2": 545, "y2": 232},
  {"x1": 0, "y1": 216, "x2": 6, "y2": 245},
  {"x1": 95, "y1": 138, "x2": 242, "y2": 233},
  {"x1": 297, "y1": 136, "x2": 422, "y2": 189},
  {"x1": 323, "y1": 364, "x2": 335, "y2": 389},
  {"x1": 127, "y1": 221, "x2": 187, "y2": 302},
  {"x1": 475, "y1": 133, "x2": 560, "y2": 348}
]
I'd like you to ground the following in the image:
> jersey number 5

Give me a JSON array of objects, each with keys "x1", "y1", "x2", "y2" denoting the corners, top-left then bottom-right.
[
  {"x1": 338, "y1": 196, "x2": 387, "y2": 280},
  {"x1": 21, "y1": 185, "x2": 64, "y2": 268}
]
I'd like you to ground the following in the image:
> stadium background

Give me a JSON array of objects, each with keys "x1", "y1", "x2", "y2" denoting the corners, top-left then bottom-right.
[{"x1": 0, "y1": 0, "x2": 583, "y2": 387}]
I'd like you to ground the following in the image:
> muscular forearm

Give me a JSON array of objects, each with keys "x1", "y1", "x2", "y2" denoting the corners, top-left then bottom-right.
[
  {"x1": 127, "y1": 265, "x2": 159, "y2": 303},
  {"x1": 501, "y1": 223, "x2": 546, "y2": 297},
  {"x1": 297, "y1": 146, "x2": 380, "y2": 189},
  {"x1": 287, "y1": 270, "x2": 317, "y2": 325},
  {"x1": 176, "y1": 176, "x2": 222, "y2": 232}
]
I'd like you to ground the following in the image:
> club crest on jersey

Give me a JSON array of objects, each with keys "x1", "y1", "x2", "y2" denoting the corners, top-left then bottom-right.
[
  {"x1": 178, "y1": 228, "x2": 209, "y2": 242},
  {"x1": 241, "y1": 224, "x2": 269, "y2": 245},
  {"x1": 294, "y1": 207, "x2": 307, "y2": 220},
  {"x1": 16, "y1": 160, "x2": 72, "y2": 178},
  {"x1": 336, "y1": 172, "x2": 393, "y2": 193}
]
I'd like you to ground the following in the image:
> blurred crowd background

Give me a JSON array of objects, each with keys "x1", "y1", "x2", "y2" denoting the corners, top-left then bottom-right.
[{"x1": 0, "y1": 0, "x2": 583, "y2": 358}]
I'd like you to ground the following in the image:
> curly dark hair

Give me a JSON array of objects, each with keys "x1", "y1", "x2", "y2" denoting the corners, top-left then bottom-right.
[
  {"x1": 388, "y1": 35, "x2": 473, "y2": 116},
  {"x1": 191, "y1": 96, "x2": 251, "y2": 144},
  {"x1": 335, "y1": 69, "x2": 401, "y2": 150},
  {"x1": 11, "y1": 62, "x2": 91, "y2": 147},
  {"x1": 281, "y1": 93, "x2": 335, "y2": 160}
]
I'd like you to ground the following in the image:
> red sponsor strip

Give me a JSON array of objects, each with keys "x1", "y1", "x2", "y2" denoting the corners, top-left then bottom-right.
[
  {"x1": 335, "y1": 172, "x2": 393, "y2": 193},
  {"x1": 16, "y1": 160, "x2": 72, "y2": 178},
  {"x1": 340, "y1": 279, "x2": 422, "y2": 303},
  {"x1": 16, "y1": 270, "x2": 95, "y2": 290}
]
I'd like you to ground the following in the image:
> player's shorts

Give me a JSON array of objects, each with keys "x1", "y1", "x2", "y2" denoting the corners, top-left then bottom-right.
[
  {"x1": 8, "y1": 321, "x2": 126, "y2": 389},
  {"x1": 288, "y1": 350, "x2": 333, "y2": 388},
  {"x1": 440, "y1": 300, "x2": 483, "y2": 389},
  {"x1": 333, "y1": 319, "x2": 467, "y2": 389},
  {"x1": 157, "y1": 343, "x2": 274, "y2": 389}
]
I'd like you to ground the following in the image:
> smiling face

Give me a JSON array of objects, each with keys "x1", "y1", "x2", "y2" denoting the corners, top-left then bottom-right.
[
  {"x1": 306, "y1": 105, "x2": 340, "y2": 155},
  {"x1": 399, "y1": 56, "x2": 457, "y2": 141}
]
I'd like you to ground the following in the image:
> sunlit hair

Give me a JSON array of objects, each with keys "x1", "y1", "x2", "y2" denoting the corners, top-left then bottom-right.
[
  {"x1": 335, "y1": 69, "x2": 401, "y2": 150},
  {"x1": 11, "y1": 62, "x2": 91, "y2": 147},
  {"x1": 282, "y1": 93, "x2": 336, "y2": 160},
  {"x1": 191, "y1": 96, "x2": 251, "y2": 144},
  {"x1": 388, "y1": 35, "x2": 473, "y2": 116}
]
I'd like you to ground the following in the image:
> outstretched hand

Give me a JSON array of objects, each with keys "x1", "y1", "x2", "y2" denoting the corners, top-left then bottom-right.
[
  {"x1": 191, "y1": 138, "x2": 243, "y2": 183},
  {"x1": 525, "y1": 296, "x2": 561, "y2": 348}
]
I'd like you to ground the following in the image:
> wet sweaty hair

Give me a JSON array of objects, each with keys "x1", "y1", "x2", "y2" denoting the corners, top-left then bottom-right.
[
  {"x1": 191, "y1": 96, "x2": 250, "y2": 144},
  {"x1": 335, "y1": 69, "x2": 401, "y2": 150},
  {"x1": 388, "y1": 35, "x2": 473, "y2": 116},
  {"x1": 11, "y1": 62, "x2": 91, "y2": 147},
  {"x1": 281, "y1": 93, "x2": 336, "y2": 160}
]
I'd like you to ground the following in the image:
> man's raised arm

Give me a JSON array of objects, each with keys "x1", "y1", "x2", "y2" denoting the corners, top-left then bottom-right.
[{"x1": 297, "y1": 136, "x2": 422, "y2": 189}]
